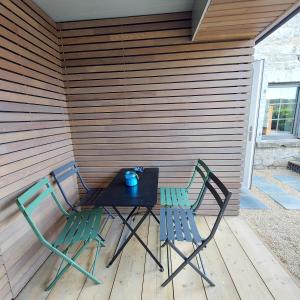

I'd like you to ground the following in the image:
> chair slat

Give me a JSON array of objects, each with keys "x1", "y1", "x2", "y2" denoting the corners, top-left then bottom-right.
[
  {"x1": 166, "y1": 188, "x2": 172, "y2": 206},
  {"x1": 57, "y1": 168, "x2": 78, "y2": 183},
  {"x1": 160, "y1": 188, "x2": 166, "y2": 205},
  {"x1": 179, "y1": 209, "x2": 193, "y2": 242},
  {"x1": 81, "y1": 213, "x2": 97, "y2": 241},
  {"x1": 53, "y1": 216, "x2": 75, "y2": 247},
  {"x1": 26, "y1": 188, "x2": 52, "y2": 216},
  {"x1": 72, "y1": 216, "x2": 88, "y2": 242},
  {"x1": 173, "y1": 209, "x2": 184, "y2": 241},
  {"x1": 171, "y1": 188, "x2": 178, "y2": 206},
  {"x1": 166, "y1": 208, "x2": 175, "y2": 241},
  {"x1": 18, "y1": 177, "x2": 49, "y2": 205},
  {"x1": 180, "y1": 188, "x2": 190, "y2": 206},
  {"x1": 91, "y1": 209, "x2": 102, "y2": 237},
  {"x1": 177, "y1": 189, "x2": 183, "y2": 205},
  {"x1": 63, "y1": 215, "x2": 82, "y2": 245},
  {"x1": 186, "y1": 210, "x2": 202, "y2": 244},
  {"x1": 175, "y1": 188, "x2": 183, "y2": 206},
  {"x1": 52, "y1": 161, "x2": 75, "y2": 177},
  {"x1": 160, "y1": 208, "x2": 167, "y2": 241}
]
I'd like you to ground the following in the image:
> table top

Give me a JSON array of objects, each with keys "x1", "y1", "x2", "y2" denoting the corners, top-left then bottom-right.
[{"x1": 95, "y1": 168, "x2": 159, "y2": 207}]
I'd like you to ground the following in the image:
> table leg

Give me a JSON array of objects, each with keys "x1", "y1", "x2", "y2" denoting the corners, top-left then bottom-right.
[
  {"x1": 112, "y1": 206, "x2": 137, "y2": 256},
  {"x1": 149, "y1": 209, "x2": 160, "y2": 224},
  {"x1": 107, "y1": 207, "x2": 164, "y2": 271},
  {"x1": 125, "y1": 206, "x2": 138, "y2": 223}
]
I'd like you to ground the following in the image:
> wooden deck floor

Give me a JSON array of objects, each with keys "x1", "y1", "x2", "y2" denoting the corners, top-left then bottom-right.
[{"x1": 17, "y1": 215, "x2": 300, "y2": 300}]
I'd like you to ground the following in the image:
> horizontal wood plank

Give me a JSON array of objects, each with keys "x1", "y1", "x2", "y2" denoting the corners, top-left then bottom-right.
[
  {"x1": 0, "y1": 2, "x2": 75, "y2": 297},
  {"x1": 193, "y1": 0, "x2": 299, "y2": 41}
]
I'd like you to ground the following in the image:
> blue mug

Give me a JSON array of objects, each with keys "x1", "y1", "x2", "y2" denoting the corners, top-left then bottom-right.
[{"x1": 124, "y1": 171, "x2": 139, "y2": 186}]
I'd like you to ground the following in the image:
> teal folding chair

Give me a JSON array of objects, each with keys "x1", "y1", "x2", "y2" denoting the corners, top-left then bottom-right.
[
  {"x1": 16, "y1": 178, "x2": 105, "y2": 291},
  {"x1": 160, "y1": 159, "x2": 211, "y2": 212}
]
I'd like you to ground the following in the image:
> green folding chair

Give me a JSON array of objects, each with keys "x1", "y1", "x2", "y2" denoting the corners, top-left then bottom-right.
[
  {"x1": 16, "y1": 177, "x2": 105, "y2": 291},
  {"x1": 160, "y1": 159, "x2": 211, "y2": 212}
]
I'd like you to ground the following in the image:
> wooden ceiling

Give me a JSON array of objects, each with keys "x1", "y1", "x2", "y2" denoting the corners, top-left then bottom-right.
[{"x1": 193, "y1": 0, "x2": 300, "y2": 42}]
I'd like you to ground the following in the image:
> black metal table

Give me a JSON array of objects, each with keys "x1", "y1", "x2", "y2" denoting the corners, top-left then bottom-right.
[{"x1": 95, "y1": 168, "x2": 163, "y2": 271}]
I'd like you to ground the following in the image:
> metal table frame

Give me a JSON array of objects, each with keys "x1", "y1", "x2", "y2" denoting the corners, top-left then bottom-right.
[{"x1": 107, "y1": 206, "x2": 163, "y2": 271}]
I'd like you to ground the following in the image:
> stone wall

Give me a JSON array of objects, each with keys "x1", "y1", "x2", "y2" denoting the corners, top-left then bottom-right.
[
  {"x1": 253, "y1": 12, "x2": 300, "y2": 169},
  {"x1": 254, "y1": 140, "x2": 300, "y2": 169},
  {"x1": 254, "y1": 12, "x2": 300, "y2": 140}
]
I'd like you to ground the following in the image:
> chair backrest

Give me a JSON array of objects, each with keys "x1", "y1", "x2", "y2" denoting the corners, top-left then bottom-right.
[
  {"x1": 201, "y1": 172, "x2": 232, "y2": 246},
  {"x1": 51, "y1": 161, "x2": 89, "y2": 210},
  {"x1": 188, "y1": 159, "x2": 211, "y2": 211},
  {"x1": 16, "y1": 178, "x2": 68, "y2": 243}
]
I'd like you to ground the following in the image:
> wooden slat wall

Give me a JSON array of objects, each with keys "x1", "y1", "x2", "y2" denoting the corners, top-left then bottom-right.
[
  {"x1": 194, "y1": 0, "x2": 299, "y2": 41},
  {"x1": 0, "y1": 0, "x2": 77, "y2": 297},
  {"x1": 1, "y1": 1, "x2": 297, "y2": 297},
  {"x1": 59, "y1": 12, "x2": 254, "y2": 216}
]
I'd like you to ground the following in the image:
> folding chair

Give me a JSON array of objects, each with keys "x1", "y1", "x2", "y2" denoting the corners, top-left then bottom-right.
[
  {"x1": 160, "y1": 172, "x2": 232, "y2": 287},
  {"x1": 16, "y1": 178, "x2": 105, "y2": 291},
  {"x1": 160, "y1": 159, "x2": 211, "y2": 212},
  {"x1": 51, "y1": 161, "x2": 114, "y2": 218}
]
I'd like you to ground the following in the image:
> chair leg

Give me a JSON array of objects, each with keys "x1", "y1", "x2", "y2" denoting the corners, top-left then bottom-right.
[
  {"x1": 103, "y1": 206, "x2": 115, "y2": 219},
  {"x1": 161, "y1": 241, "x2": 215, "y2": 287},
  {"x1": 45, "y1": 242, "x2": 102, "y2": 291},
  {"x1": 161, "y1": 240, "x2": 168, "y2": 248},
  {"x1": 97, "y1": 233, "x2": 106, "y2": 243},
  {"x1": 169, "y1": 242, "x2": 214, "y2": 285},
  {"x1": 193, "y1": 241, "x2": 206, "y2": 275},
  {"x1": 198, "y1": 250, "x2": 206, "y2": 275},
  {"x1": 91, "y1": 240, "x2": 102, "y2": 275}
]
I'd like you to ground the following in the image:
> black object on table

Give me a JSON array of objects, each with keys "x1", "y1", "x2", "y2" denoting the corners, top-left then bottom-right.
[{"x1": 95, "y1": 167, "x2": 163, "y2": 271}]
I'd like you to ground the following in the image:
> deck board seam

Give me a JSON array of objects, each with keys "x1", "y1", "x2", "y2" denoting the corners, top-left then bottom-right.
[
  {"x1": 140, "y1": 216, "x2": 150, "y2": 300},
  {"x1": 203, "y1": 217, "x2": 241, "y2": 300},
  {"x1": 192, "y1": 241, "x2": 208, "y2": 300},
  {"x1": 224, "y1": 217, "x2": 275, "y2": 299},
  {"x1": 107, "y1": 221, "x2": 127, "y2": 300}
]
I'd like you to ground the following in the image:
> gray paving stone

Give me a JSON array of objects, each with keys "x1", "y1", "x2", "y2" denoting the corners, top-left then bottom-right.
[
  {"x1": 240, "y1": 190, "x2": 268, "y2": 209},
  {"x1": 253, "y1": 176, "x2": 300, "y2": 209},
  {"x1": 274, "y1": 175, "x2": 300, "y2": 192}
]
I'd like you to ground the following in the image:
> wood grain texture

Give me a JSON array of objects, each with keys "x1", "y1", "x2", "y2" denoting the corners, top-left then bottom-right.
[
  {"x1": 16, "y1": 216, "x2": 300, "y2": 300},
  {"x1": 58, "y1": 12, "x2": 254, "y2": 216},
  {"x1": 4, "y1": 3, "x2": 299, "y2": 296},
  {"x1": 193, "y1": 0, "x2": 299, "y2": 41},
  {"x1": 0, "y1": 1, "x2": 77, "y2": 297}
]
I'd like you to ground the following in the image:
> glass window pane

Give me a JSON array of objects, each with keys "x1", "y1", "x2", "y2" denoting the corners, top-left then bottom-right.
[
  {"x1": 271, "y1": 105, "x2": 279, "y2": 119},
  {"x1": 278, "y1": 119, "x2": 293, "y2": 132},
  {"x1": 269, "y1": 99, "x2": 280, "y2": 104},
  {"x1": 279, "y1": 104, "x2": 296, "y2": 119},
  {"x1": 263, "y1": 85, "x2": 298, "y2": 137},
  {"x1": 271, "y1": 120, "x2": 277, "y2": 130},
  {"x1": 266, "y1": 86, "x2": 298, "y2": 100}
]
